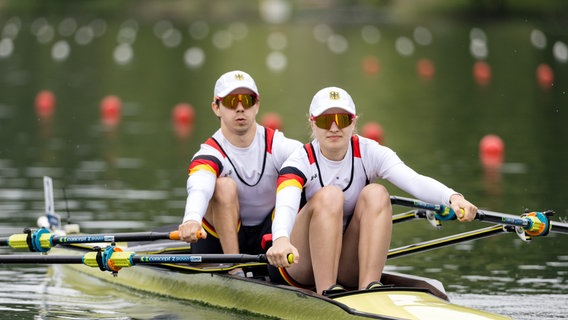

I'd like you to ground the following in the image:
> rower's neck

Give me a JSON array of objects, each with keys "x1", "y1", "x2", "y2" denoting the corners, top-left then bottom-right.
[
  {"x1": 222, "y1": 124, "x2": 257, "y2": 148},
  {"x1": 320, "y1": 144, "x2": 349, "y2": 161}
]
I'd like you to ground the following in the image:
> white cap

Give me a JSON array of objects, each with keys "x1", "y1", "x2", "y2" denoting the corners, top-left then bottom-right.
[
  {"x1": 213, "y1": 70, "x2": 259, "y2": 97},
  {"x1": 309, "y1": 87, "x2": 356, "y2": 116}
]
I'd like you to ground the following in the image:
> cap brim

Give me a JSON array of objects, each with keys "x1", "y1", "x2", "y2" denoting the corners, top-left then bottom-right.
[
  {"x1": 311, "y1": 106, "x2": 354, "y2": 117},
  {"x1": 216, "y1": 86, "x2": 258, "y2": 97}
]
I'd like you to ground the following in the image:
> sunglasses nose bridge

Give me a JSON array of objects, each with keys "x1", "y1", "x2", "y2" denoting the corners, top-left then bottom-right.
[
  {"x1": 237, "y1": 94, "x2": 254, "y2": 109},
  {"x1": 329, "y1": 119, "x2": 340, "y2": 130},
  {"x1": 234, "y1": 99, "x2": 246, "y2": 110}
]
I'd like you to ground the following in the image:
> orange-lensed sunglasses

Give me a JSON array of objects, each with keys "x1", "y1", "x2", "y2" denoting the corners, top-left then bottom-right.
[
  {"x1": 216, "y1": 94, "x2": 258, "y2": 109},
  {"x1": 311, "y1": 113, "x2": 355, "y2": 130}
]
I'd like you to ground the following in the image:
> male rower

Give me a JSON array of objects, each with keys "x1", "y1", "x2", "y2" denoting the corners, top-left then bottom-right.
[{"x1": 178, "y1": 70, "x2": 302, "y2": 276}]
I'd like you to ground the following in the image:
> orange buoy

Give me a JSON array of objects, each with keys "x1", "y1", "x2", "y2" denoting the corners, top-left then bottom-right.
[
  {"x1": 417, "y1": 58, "x2": 435, "y2": 80},
  {"x1": 479, "y1": 134, "x2": 504, "y2": 168},
  {"x1": 362, "y1": 56, "x2": 380, "y2": 76},
  {"x1": 172, "y1": 103, "x2": 195, "y2": 126},
  {"x1": 172, "y1": 103, "x2": 195, "y2": 139},
  {"x1": 473, "y1": 61, "x2": 491, "y2": 86},
  {"x1": 536, "y1": 63, "x2": 554, "y2": 90},
  {"x1": 100, "y1": 95, "x2": 122, "y2": 127},
  {"x1": 361, "y1": 122, "x2": 384, "y2": 144},
  {"x1": 35, "y1": 90, "x2": 56, "y2": 118},
  {"x1": 260, "y1": 112, "x2": 283, "y2": 131}
]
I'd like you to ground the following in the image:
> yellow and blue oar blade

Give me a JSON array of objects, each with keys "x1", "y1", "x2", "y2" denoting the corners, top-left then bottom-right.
[{"x1": 0, "y1": 228, "x2": 181, "y2": 252}]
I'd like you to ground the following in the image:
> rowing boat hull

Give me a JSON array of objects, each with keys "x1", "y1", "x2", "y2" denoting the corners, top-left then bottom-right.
[{"x1": 51, "y1": 244, "x2": 510, "y2": 320}]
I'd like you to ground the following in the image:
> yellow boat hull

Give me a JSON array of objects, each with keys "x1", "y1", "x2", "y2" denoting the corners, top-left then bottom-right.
[{"x1": 51, "y1": 245, "x2": 510, "y2": 320}]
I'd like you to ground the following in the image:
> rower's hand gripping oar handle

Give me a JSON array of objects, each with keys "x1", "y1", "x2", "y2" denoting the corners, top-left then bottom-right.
[
  {"x1": 286, "y1": 253, "x2": 294, "y2": 265},
  {"x1": 260, "y1": 253, "x2": 294, "y2": 266}
]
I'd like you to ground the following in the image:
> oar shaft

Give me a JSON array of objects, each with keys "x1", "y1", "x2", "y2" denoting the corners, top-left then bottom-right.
[
  {"x1": 131, "y1": 253, "x2": 268, "y2": 264},
  {"x1": 390, "y1": 196, "x2": 455, "y2": 220},
  {"x1": 2, "y1": 229, "x2": 180, "y2": 252},
  {"x1": 476, "y1": 210, "x2": 531, "y2": 228},
  {"x1": 388, "y1": 225, "x2": 509, "y2": 259},
  {"x1": 477, "y1": 210, "x2": 568, "y2": 234},
  {"x1": 52, "y1": 231, "x2": 180, "y2": 244},
  {"x1": 0, "y1": 252, "x2": 268, "y2": 270},
  {"x1": 551, "y1": 221, "x2": 568, "y2": 234},
  {"x1": 391, "y1": 196, "x2": 447, "y2": 213}
]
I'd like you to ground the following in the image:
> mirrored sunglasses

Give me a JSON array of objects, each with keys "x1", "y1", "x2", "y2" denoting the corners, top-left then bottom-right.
[
  {"x1": 311, "y1": 113, "x2": 355, "y2": 130},
  {"x1": 217, "y1": 94, "x2": 258, "y2": 109}
]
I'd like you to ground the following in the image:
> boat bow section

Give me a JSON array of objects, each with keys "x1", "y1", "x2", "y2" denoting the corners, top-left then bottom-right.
[{"x1": 332, "y1": 289, "x2": 510, "y2": 320}]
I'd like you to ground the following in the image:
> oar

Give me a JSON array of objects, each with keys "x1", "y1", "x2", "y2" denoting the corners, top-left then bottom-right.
[
  {"x1": 0, "y1": 248, "x2": 294, "y2": 275},
  {"x1": 390, "y1": 196, "x2": 568, "y2": 237},
  {"x1": 0, "y1": 250, "x2": 269, "y2": 272},
  {"x1": 0, "y1": 226, "x2": 510, "y2": 270},
  {"x1": 0, "y1": 210, "x2": 439, "y2": 254},
  {"x1": 0, "y1": 228, "x2": 182, "y2": 252},
  {"x1": 388, "y1": 225, "x2": 513, "y2": 259},
  {"x1": 392, "y1": 210, "x2": 441, "y2": 228}
]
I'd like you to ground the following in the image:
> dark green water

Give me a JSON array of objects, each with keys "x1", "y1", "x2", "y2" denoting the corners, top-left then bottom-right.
[{"x1": 0, "y1": 3, "x2": 567, "y2": 319}]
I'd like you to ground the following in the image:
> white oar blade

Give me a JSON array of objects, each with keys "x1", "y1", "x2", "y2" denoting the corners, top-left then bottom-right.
[{"x1": 43, "y1": 176, "x2": 61, "y2": 230}]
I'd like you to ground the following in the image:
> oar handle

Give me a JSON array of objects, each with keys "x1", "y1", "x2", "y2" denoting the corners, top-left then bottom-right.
[
  {"x1": 169, "y1": 231, "x2": 180, "y2": 240},
  {"x1": 287, "y1": 253, "x2": 294, "y2": 265}
]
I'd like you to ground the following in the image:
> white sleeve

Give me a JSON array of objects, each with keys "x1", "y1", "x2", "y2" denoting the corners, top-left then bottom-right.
[
  {"x1": 272, "y1": 185, "x2": 302, "y2": 240},
  {"x1": 361, "y1": 137, "x2": 456, "y2": 206},
  {"x1": 271, "y1": 145, "x2": 307, "y2": 240},
  {"x1": 272, "y1": 130, "x2": 302, "y2": 166},
  {"x1": 383, "y1": 163, "x2": 456, "y2": 206},
  {"x1": 182, "y1": 170, "x2": 216, "y2": 223}
]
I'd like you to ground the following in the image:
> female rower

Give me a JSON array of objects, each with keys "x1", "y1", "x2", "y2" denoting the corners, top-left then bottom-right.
[{"x1": 266, "y1": 86, "x2": 477, "y2": 295}]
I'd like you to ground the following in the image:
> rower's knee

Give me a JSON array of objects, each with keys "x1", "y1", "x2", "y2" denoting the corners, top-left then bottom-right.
[
  {"x1": 208, "y1": 177, "x2": 239, "y2": 223},
  {"x1": 213, "y1": 177, "x2": 238, "y2": 203},
  {"x1": 311, "y1": 186, "x2": 344, "y2": 218},
  {"x1": 360, "y1": 184, "x2": 391, "y2": 211}
]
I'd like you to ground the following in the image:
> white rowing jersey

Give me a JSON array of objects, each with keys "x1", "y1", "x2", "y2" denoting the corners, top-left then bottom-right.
[
  {"x1": 183, "y1": 124, "x2": 302, "y2": 226},
  {"x1": 272, "y1": 135, "x2": 457, "y2": 240}
]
